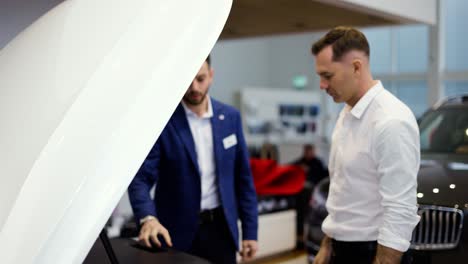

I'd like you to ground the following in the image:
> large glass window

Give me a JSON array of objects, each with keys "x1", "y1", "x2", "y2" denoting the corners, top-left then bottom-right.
[
  {"x1": 392, "y1": 81, "x2": 428, "y2": 118},
  {"x1": 362, "y1": 27, "x2": 392, "y2": 75},
  {"x1": 445, "y1": 0, "x2": 468, "y2": 71},
  {"x1": 363, "y1": 25, "x2": 428, "y2": 75},
  {"x1": 445, "y1": 81, "x2": 468, "y2": 97},
  {"x1": 396, "y1": 81, "x2": 428, "y2": 117},
  {"x1": 396, "y1": 25, "x2": 429, "y2": 73},
  {"x1": 363, "y1": 25, "x2": 428, "y2": 116}
]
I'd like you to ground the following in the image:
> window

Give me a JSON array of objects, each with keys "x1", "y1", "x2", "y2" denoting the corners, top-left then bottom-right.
[
  {"x1": 364, "y1": 25, "x2": 429, "y2": 118},
  {"x1": 396, "y1": 25, "x2": 429, "y2": 73},
  {"x1": 444, "y1": 0, "x2": 468, "y2": 71},
  {"x1": 384, "y1": 81, "x2": 428, "y2": 118},
  {"x1": 445, "y1": 81, "x2": 468, "y2": 97},
  {"x1": 362, "y1": 27, "x2": 392, "y2": 75}
]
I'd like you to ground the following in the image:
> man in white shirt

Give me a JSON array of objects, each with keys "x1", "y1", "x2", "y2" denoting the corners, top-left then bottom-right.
[
  {"x1": 128, "y1": 56, "x2": 259, "y2": 264},
  {"x1": 311, "y1": 27, "x2": 420, "y2": 264}
]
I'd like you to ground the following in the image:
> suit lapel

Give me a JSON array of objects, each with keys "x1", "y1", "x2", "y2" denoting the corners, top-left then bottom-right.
[
  {"x1": 172, "y1": 104, "x2": 199, "y2": 172},
  {"x1": 210, "y1": 100, "x2": 224, "y2": 175}
]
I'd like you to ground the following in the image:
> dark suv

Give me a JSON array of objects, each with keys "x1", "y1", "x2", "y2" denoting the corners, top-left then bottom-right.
[{"x1": 306, "y1": 94, "x2": 468, "y2": 263}]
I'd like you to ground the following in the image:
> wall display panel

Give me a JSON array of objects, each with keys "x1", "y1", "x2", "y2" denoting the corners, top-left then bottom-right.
[{"x1": 240, "y1": 88, "x2": 322, "y2": 145}]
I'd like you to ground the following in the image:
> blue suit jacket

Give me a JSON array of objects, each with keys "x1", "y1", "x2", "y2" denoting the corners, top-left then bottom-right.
[{"x1": 128, "y1": 98, "x2": 258, "y2": 251}]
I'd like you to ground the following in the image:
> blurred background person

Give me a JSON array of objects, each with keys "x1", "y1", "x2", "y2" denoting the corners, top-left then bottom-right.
[{"x1": 291, "y1": 144, "x2": 329, "y2": 249}]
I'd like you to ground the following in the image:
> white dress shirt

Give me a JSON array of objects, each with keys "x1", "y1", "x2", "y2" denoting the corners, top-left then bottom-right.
[
  {"x1": 322, "y1": 81, "x2": 421, "y2": 252},
  {"x1": 182, "y1": 96, "x2": 221, "y2": 211}
]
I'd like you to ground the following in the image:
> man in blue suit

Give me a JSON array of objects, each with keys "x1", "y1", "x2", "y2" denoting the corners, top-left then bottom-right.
[{"x1": 128, "y1": 55, "x2": 258, "y2": 264}]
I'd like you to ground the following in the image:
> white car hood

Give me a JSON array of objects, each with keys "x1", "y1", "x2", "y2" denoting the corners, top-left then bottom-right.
[{"x1": 0, "y1": 0, "x2": 231, "y2": 262}]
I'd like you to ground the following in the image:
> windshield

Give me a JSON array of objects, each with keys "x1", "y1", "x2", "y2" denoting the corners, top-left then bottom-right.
[{"x1": 419, "y1": 107, "x2": 468, "y2": 154}]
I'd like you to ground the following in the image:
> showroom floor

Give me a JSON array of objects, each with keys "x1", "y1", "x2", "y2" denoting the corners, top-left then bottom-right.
[{"x1": 250, "y1": 250, "x2": 308, "y2": 264}]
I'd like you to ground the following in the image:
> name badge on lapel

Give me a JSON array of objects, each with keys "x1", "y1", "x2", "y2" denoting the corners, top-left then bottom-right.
[{"x1": 223, "y1": 134, "x2": 237, "y2": 149}]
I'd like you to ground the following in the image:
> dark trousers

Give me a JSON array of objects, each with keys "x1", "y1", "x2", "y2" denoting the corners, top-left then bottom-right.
[
  {"x1": 296, "y1": 186, "x2": 313, "y2": 238},
  {"x1": 189, "y1": 207, "x2": 237, "y2": 264},
  {"x1": 330, "y1": 239, "x2": 412, "y2": 264}
]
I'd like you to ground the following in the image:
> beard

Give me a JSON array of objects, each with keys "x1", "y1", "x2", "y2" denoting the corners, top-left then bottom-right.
[
  {"x1": 327, "y1": 89, "x2": 342, "y2": 102},
  {"x1": 183, "y1": 91, "x2": 207, "y2": 106}
]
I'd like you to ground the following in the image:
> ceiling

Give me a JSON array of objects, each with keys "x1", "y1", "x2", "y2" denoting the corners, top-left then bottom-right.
[{"x1": 220, "y1": 0, "x2": 403, "y2": 39}]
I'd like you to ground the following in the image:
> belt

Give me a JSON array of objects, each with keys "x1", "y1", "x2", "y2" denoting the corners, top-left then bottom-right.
[
  {"x1": 199, "y1": 207, "x2": 223, "y2": 224},
  {"x1": 331, "y1": 239, "x2": 377, "y2": 251}
]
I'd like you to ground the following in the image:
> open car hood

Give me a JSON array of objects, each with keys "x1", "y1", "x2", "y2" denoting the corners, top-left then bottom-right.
[{"x1": 0, "y1": 0, "x2": 231, "y2": 262}]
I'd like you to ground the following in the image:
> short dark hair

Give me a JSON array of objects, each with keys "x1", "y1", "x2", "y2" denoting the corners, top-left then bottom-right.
[{"x1": 311, "y1": 26, "x2": 369, "y2": 61}]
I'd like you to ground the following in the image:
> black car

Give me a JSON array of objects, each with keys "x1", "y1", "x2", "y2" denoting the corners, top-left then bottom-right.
[{"x1": 306, "y1": 94, "x2": 468, "y2": 263}]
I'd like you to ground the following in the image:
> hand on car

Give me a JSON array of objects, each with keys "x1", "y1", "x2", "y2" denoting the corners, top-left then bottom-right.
[{"x1": 138, "y1": 218, "x2": 173, "y2": 248}]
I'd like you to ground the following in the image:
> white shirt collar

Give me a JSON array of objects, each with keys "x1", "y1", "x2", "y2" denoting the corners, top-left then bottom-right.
[
  {"x1": 181, "y1": 95, "x2": 213, "y2": 119},
  {"x1": 348, "y1": 80, "x2": 383, "y2": 119}
]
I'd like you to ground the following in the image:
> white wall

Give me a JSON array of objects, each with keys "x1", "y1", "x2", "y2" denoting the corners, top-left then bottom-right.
[
  {"x1": 211, "y1": 32, "x2": 324, "y2": 107},
  {"x1": 267, "y1": 33, "x2": 321, "y2": 90},
  {"x1": 211, "y1": 37, "x2": 271, "y2": 107}
]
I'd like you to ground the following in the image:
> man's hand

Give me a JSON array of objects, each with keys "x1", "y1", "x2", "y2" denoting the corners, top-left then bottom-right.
[
  {"x1": 138, "y1": 218, "x2": 173, "y2": 248},
  {"x1": 313, "y1": 235, "x2": 332, "y2": 264},
  {"x1": 239, "y1": 240, "x2": 258, "y2": 262},
  {"x1": 373, "y1": 244, "x2": 403, "y2": 264}
]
